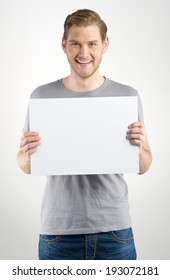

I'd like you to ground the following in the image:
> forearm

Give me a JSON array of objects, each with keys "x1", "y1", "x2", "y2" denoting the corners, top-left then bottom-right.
[
  {"x1": 17, "y1": 150, "x2": 31, "y2": 174},
  {"x1": 17, "y1": 131, "x2": 41, "y2": 174},
  {"x1": 126, "y1": 121, "x2": 152, "y2": 174},
  {"x1": 139, "y1": 141, "x2": 152, "y2": 174}
]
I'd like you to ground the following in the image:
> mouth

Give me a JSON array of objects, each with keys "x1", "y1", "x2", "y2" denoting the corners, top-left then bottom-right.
[{"x1": 76, "y1": 59, "x2": 92, "y2": 65}]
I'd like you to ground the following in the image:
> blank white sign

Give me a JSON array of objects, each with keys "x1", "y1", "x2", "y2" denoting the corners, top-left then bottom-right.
[{"x1": 29, "y1": 96, "x2": 139, "y2": 175}]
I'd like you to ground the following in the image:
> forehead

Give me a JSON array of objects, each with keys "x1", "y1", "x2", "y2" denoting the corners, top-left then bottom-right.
[{"x1": 66, "y1": 25, "x2": 102, "y2": 42}]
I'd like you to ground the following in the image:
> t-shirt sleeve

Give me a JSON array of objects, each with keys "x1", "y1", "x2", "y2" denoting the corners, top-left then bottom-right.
[{"x1": 22, "y1": 86, "x2": 39, "y2": 132}]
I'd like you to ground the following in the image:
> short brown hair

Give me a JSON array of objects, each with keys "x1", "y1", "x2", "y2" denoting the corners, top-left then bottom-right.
[{"x1": 63, "y1": 9, "x2": 107, "y2": 41}]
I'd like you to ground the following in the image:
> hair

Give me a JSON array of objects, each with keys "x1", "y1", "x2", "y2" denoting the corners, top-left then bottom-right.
[{"x1": 63, "y1": 9, "x2": 107, "y2": 41}]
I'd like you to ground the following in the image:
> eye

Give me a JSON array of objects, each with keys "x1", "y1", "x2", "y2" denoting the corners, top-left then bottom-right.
[
  {"x1": 71, "y1": 42, "x2": 80, "y2": 47},
  {"x1": 88, "y1": 42, "x2": 97, "y2": 47}
]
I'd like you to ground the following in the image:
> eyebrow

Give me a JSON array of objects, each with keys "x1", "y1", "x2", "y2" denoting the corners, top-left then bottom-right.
[{"x1": 68, "y1": 40, "x2": 99, "y2": 44}]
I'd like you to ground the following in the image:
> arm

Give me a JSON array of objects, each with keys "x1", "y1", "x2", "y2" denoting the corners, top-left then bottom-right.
[
  {"x1": 17, "y1": 131, "x2": 41, "y2": 174},
  {"x1": 126, "y1": 121, "x2": 152, "y2": 174}
]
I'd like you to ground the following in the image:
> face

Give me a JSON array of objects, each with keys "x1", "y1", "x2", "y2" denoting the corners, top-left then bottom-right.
[{"x1": 62, "y1": 25, "x2": 109, "y2": 79}]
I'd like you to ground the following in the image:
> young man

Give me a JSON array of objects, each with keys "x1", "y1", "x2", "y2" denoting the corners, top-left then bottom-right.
[{"x1": 17, "y1": 9, "x2": 152, "y2": 260}]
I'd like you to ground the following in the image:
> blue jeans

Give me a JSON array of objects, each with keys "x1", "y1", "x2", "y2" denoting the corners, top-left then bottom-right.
[{"x1": 39, "y1": 228, "x2": 137, "y2": 260}]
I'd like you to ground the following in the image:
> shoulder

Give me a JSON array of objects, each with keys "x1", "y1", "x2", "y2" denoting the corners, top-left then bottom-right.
[
  {"x1": 107, "y1": 79, "x2": 138, "y2": 96},
  {"x1": 30, "y1": 80, "x2": 61, "y2": 98}
]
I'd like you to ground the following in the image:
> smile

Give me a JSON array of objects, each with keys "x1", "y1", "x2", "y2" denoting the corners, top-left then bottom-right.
[{"x1": 76, "y1": 59, "x2": 92, "y2": 64}]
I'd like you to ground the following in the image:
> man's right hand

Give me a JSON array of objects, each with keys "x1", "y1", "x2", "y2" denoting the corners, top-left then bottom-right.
[
  {"x1": 20, "y1": 131, "x2": 41, "y2": 157},
  {"x1": 17, "y1": 131, "x2": 41, "y2": 174}
]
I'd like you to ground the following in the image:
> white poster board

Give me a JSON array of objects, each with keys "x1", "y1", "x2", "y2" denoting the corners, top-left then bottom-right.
[{"x1": 29, "y1": 96, "x2": 139, "y2": 175}]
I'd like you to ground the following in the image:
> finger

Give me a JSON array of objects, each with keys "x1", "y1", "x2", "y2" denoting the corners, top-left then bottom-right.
[
  {"x1": 127, "y1": 127, "x2": 145, "y2": 136},
  {"x1": 126, "y1": 133, "x2": 145, "y2": 143},
  {"x1": 20, "y1": 135, "x2": 41, "y2": 148},
  {"x1": 129, "y1": 139, "x2": 143, "y2": 146},
  {"x1": 21, "y1": 141, "x2": 41, "y2": 153},
  {"x1": 20, "y1": 132, "x2": 40, "y2": 142},
  {"x1": 26, "y1": 148, "x2": 38, "y2": 156},
  {"x1": 22, "y1": 131, "x2": 39, "y2": 138},
  {"x1": 128, "y1": 121, "x2": 144, "y2": 129}
]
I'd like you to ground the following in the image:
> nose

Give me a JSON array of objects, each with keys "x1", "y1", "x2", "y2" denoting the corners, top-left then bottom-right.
[{"x1": 79, "y1": 45, "x2": 89, "y2": 57}]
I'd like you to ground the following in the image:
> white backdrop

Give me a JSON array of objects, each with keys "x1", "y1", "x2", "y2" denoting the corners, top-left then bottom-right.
[{"x1": 0, "y1": 0, "x2": 170, "y2": 259}]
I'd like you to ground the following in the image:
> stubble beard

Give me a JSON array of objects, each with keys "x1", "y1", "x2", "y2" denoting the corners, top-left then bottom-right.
[{"x1": 70, "y1": 59, "x2": 101, "y2": 80}]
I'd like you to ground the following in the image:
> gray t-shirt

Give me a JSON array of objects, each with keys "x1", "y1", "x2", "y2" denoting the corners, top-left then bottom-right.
[{"x1": 23, "y1": 78, "x2": 143, "y2": 235}]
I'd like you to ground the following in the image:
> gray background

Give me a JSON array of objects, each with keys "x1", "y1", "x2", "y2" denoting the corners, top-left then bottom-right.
[{"x1": 0, "y1": 0, "x2": 170, "y2": 259}]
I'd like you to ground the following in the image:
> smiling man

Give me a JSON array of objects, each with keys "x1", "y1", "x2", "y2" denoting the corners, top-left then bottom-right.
[
  {"x1": 62, "y1": 24, "x2": 108, "y2": 87},
  {"x1": 17, "y1": 9, "x2": 152, "y2": 260}
]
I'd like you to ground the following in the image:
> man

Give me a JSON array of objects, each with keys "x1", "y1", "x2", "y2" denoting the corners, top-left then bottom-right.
[{"x1": 17, "y1": 9, "x2": 152, "y2": 260}]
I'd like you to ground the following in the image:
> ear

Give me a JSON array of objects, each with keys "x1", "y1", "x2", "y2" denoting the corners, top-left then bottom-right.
[
  {"x1": 102, "y1": 36, "x2": 109, "y2": 54},
  {"x1": 61, "y1": 38, "x2": 67, "y2": 54}
]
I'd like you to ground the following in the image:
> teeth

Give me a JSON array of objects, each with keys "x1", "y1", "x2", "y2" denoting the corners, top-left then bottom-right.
[{"x1": 77, "y1": 60, "x2": 91, "y2": 64}]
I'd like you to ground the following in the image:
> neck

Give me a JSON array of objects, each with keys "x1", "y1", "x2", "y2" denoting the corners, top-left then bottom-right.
[{"x1": 61, "y1": 74, "x2": 105, "y2": 93}]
